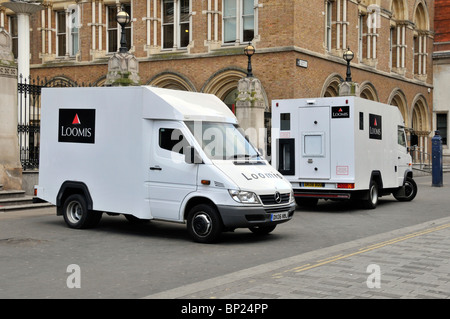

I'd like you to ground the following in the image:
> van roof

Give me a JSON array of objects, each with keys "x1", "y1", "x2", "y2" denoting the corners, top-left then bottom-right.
[
  {"x1": 41, "y1": 86, "x2": 237, "y2": 124},
  {"x1": 143, "y1": 86, "x2": 237, "y2": 123}
]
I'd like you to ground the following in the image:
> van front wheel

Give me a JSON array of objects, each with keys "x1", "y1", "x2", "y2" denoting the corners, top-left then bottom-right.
[{"x1": 187, "y1": 204, "x2": 223, "y2": 243}]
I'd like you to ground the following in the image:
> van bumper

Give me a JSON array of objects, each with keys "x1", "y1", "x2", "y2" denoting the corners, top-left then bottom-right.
[{"x1": 217, "y1": 202, "x2": 296, "y2": 228}]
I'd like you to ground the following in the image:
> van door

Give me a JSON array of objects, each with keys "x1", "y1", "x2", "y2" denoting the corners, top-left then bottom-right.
[
  {"x1": 298, "y1": 106, "x2": 331, "y2": 179},
  {"x1": 147, "y1": 120, "x2": 198, "y2": 221}
]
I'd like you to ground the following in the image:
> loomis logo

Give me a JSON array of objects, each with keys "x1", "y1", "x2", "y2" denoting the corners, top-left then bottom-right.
[
  {"x1": 59, "y1": 109, "x2": 96, "y2": 144},
  {"x1": 332, "y1": 106, "x2": 350, "y2": 119},
  {"x1": 369, "y1": 113, "x2": 382, "y2": 140}
]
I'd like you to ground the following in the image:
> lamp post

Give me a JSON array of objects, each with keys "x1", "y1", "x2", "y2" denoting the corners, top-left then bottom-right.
[
  {"x1": 116, "y1": 9, "x2": 131, "y2": 53},
  {"x1": 343, "y1": 47, "x2": 354, "y2": 82},
  {"x1": 244, "y1": 42, "x2": 255, "y2": 77}
]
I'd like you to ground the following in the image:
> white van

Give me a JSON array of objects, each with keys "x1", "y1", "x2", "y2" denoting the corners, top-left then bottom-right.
[
  {"x1": 271, "y1": 96, "x2": 417, "y2": 209},
  {"x1": 35, "y1": 86, "x2": 295, "y2": 243}
]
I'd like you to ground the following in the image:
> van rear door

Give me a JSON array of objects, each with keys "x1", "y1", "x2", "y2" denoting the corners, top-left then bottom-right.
[{"x1": 298, "y1": 106, "x2": 331, "y2": 180}]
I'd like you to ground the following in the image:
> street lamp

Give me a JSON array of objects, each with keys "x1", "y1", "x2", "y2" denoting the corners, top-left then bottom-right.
[
  {"x1": 343, "y1": 47, "x2": 354, "y2": 82},
  {"x1": 116, "y1": 9, "x2": 131, "y2": 53},
  {"x1": 244, "y1": 42, "x2": 255, "y2": 77}
]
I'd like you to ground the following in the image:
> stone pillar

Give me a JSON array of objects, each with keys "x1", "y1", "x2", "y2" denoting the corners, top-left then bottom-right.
[
  {"x1": 0, "y1": 28, "x2": 22, "y2": 190},
  {"x1": 235, "y1": 76, "x2": 267, "y2": 155},
  {"x1": 339, "y1": 81, "x2": 360, "y2": 97},
  {"x1": 2, "y1": 1, "x2": 44, "y2": 81},
  {"x1": 105, "y1": 52, "x2": 140, "y2": 86}
]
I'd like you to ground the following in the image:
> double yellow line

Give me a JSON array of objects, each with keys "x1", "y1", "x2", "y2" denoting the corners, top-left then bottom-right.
[{"x1": 272, "y1": 223, "x2": 450, "y2": 278}]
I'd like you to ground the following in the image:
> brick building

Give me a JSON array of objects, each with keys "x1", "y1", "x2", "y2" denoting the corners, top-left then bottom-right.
[{"x1": 0, "y1": 0, "x2": 435, "y2": 154}]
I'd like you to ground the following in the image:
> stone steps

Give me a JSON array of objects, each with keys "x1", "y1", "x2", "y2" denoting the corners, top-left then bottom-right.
[{"x1": 0, "y1": 185, "x2": 53, "y2": 212}]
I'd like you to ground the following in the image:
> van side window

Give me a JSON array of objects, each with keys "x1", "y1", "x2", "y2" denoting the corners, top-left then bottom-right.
[
  {"x1": 159, "y1": 128, "x2": 188, "y2": 154},
  {"x1": 397, "y1": 126, "x2": 407, "y2": 148},
  {"x1": 280, "y1": 113, "x2": 291, "y2": 131}
]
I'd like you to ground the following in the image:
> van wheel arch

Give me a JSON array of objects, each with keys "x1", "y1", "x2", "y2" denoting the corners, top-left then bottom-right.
[
  {"x1": 369, "y1": 171, "x2": 383, "y2": 190},
  {"x1": 56, "y1": 181, "x2": 93, "y2": 215},
  {"x1": 183, "y1": 197, "x2": 220, "y2": 221}
]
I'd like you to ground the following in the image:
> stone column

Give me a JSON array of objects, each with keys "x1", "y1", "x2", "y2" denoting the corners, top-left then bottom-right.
[
  {"x1": 339, "y1": 81, "x2": 360, "y2": 97},
  {"x1": 235, "y1": 76, "x2": 267, "y2": 155},
  {"x1": 0, "y1": 28, "x2": 22, "y2": 190},
  {"x1": 2, "y1": 1, "x2": 44, "y2": 81},
  {"x1": 104, "y1": 52, "x2": 140, "y2": 86}
]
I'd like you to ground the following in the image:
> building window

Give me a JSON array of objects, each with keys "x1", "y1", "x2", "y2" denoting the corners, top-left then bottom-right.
[
  {"x1": 437, "y1": 114, "x2": 448, "y2": 146},
  {"x1": 8, "y1": 15, "x2": 18, "y2": 59},
  {"x1": 107, "y1": 4, "x2": 132, "y2": 53},
  {"x1": 391, "y1": 24, "x2": 406, "y2": 72},
  {"x1": 223, "y1": 0, "x2": 255, "y2": 44},
  {"x1": 162, "y1": 0, "x2": 191, "y2": 49},
  {"x1": 325, "y1": 0, "x2": 348, "y2": 53},
  {"x1": 56, "y1": 11, "x2": 66, "y2": 57},
  {"x1": 325, "y1": 0, "x2": 333, "y2": 51},
  {"x1": 162, "y1": 0, "x2": 174, "y2": 49},
  {"x1": 56, "y1": 7, "x2": 80, "y2": 57},
  {"x1": 69, "y1": 5, "x2": 79, "y2": 56},
  {"x1": 179, "y1": 0, "x2": 190, "y2": 47},
  {"x1": 359, "y1": 8, "x2": 378, "y2": 63}
]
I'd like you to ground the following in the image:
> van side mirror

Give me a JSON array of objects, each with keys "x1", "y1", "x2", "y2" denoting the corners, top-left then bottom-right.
[{"x1": 185, "y1": 146, "x2": 203, "y2": 164}]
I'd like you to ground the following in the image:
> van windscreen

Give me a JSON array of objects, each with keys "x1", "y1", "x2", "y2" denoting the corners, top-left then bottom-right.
[{"x1": 185, "y1": 121, "x2": 260, "y2": 160}]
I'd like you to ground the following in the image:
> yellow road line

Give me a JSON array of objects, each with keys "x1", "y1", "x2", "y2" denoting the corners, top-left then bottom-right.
[{"x1": 274, "y1": 223, "x2": 450, "y2": 276}]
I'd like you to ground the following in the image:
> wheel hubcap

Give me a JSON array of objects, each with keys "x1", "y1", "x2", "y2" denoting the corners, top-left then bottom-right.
[
  {"x1": 67, "y1": 201, "x2": 82, "y2": 224},
  {"x1": 404, "y1": 181, "x2": 413, "y2": 198},
  {"x1": 192, "y1": 213, "x2": 211, "y2": 237},
  {"x1": 370, "y1": 186, "x2": 378, "y2": 204}
]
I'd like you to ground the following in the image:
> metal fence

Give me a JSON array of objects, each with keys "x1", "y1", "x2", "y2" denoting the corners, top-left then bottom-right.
[{"x1": 17, "y1": 75, "x2": 41, "y2": 170}]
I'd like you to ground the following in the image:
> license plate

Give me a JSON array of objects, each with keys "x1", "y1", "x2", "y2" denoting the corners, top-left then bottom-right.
[
  {"x1": 271, "y1": 212, "x2": 289, "y2": 221},
  {"x1": 303, "y1": 183, "x2": 324, "y2": 187}
]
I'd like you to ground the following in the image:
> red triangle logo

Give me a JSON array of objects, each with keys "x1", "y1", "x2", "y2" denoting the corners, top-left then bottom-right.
[
  {"x1": 72, "y1": 114, "x2": 81, "y2": 125},
  {"x1": 374, "y1": 118, "x2": 377, "y2": 126},
  {"x1": 339, "y1": 108, "x2": 343, "y2": 112}
]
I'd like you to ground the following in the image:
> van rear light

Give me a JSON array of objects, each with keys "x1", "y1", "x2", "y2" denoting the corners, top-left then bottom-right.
[{"x1": 337, "y1": 183, "x2": 355, "y2": 189}]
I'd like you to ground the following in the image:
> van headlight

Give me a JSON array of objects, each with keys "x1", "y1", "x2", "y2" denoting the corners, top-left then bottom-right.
[
  {"x1": 228, "y1": 190, "x2": 260, "y2": 204},
  {"x1": 290, "y1": 189, "x2": 295, "y2": 203}
]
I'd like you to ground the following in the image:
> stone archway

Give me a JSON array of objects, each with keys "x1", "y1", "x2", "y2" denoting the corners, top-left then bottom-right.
[
  {"x1": 411, "y1": 94, "x2": 431, "y2": 162},
  {"x1": 388, "y1": 88, "x2": 409, "y2": 128},
  {"x1": 147, "y1": 71, "x2": 196, "y2": 91},
  {"x1": 321, "y1": 73, "x2": 344, "y2": 97},
  {"x1": 359, "y1": 81, "x2": 379, "y2": 101}
]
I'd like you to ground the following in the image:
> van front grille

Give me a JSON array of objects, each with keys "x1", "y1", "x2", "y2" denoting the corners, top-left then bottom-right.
[{"x1": 259, "y1": 193, "x2": 290, "y2": 205}]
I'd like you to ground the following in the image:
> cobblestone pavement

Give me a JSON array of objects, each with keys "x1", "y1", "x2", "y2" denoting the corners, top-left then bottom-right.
[{"x1": 147, "y1": 216, "x2": 450, "y2": 299}]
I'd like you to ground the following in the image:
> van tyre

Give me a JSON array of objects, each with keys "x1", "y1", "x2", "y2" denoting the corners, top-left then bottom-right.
[
  {"x1": 249, "y1": 225, "x2": 276, "y2": 235},
  {"x1": 394, "y1": 177, "x2": 417, "y2": 202},
  {"x1": 362, "y1": 181, "x2": 379, "y2": 209},
  {"x1": 63, "y1": 194, "x2": 102, "y2": 229},
  {"x1": 187, "y1": 204, "x2": 223, "y2": 243}
]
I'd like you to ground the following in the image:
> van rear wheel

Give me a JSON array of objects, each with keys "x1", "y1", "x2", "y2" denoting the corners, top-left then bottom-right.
[
  {"x1": 362, "y1": 181, "x2": 378, "y2": 209},
  {"x1": 63, "y1": 194, "x2": 102, "y2": 229},
  {"x1": 187, "y1": 204, "x2": 223, "y2": 243}
]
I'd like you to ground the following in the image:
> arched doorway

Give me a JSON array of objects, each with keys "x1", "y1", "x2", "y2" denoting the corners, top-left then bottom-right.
[{"x1": 410, "y1": 94, "x2": 431, "y2": 162}]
